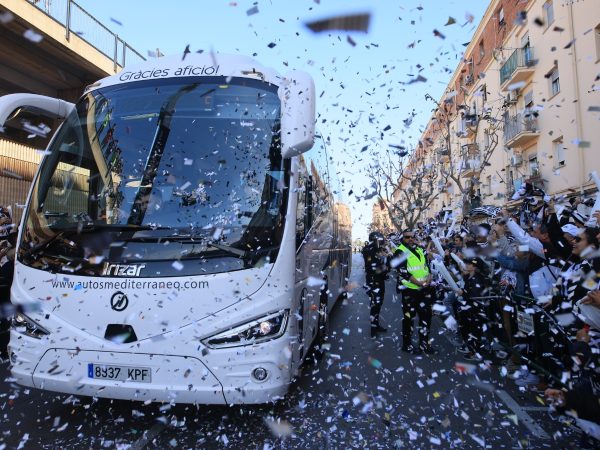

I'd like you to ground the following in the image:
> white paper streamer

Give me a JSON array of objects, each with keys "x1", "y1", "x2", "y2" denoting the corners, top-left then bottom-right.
[
  {"x1": 432, "y1": 259, "x2": 460, "y2": 292},
  {"x1": 445, "y1": 215, "x2": 457, "y2": 238},
  {"x1": 586, "y1": 171, "x2": 600, "y2": 226},
  {"x1": 431, "y1": 236, "x2": 445, "y2": 258},
  {"x1": 450, "y1": 252, "x2": 466, "y2": 270}
]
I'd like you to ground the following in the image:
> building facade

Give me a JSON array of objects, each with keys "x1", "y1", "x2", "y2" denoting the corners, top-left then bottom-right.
[
  {"x1": 393, "y1": 0, "x2": 600, "y2": 225},
  {"x1": 370, "y1": 199, "x2": 395, "y2": 235}
]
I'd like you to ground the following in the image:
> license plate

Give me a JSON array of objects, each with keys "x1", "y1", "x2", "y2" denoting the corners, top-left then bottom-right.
[
  {"x1": 88, "y1": 363, "x2": 151, "y2": 383},
  {"x1": 517, "y1": 310, "x2": 534, "y2": 334}
]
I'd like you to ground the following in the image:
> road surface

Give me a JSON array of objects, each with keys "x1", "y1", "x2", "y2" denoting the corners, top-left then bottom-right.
[{"x1": 0, "y1": 254, "x2": 585, "y2": 448}]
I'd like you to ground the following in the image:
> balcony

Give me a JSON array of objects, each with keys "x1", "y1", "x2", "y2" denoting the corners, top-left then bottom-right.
[
  {"x1": 460, "y1": 158, "x2": 480, "y2": 178},
  {"x1": 525, "y1": 174, "x2": 545, "y2": 191},
  {"x1": 500, "y1": 47, "x2": 536, "y2": 91},
  {"x1": 504, "y1": 114, "x2": 539, "y2": 148},
  {"x1": 460, "y1": 143, "x2": 480, "y2": 178},
  {"x1": 435, "y1": 147, "x2": 450, "y2": 163},
  {"x1": 507, "y1": 177, "x2": 525, "y2": 199},
  {"x1": 462, "y1": 114, "x2": 479, "y2": 137}
]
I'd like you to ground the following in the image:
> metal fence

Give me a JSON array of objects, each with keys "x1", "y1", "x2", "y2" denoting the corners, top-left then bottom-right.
[
  {"x1": 503, "y1": 113, "x2": 539, "y2": 143},
  {"x1": 27, "y1": 0, "x2": 145, "y2": 71},
  {"x1": 500, "y1": 47, "x2": 536, "y2": 86}
]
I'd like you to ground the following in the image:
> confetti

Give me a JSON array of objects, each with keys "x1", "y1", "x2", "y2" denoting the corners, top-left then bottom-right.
[
  {"x1": 368, "y1": 357, "x2": 382, "y2": 369},
  {"x1": 454, "y1": 362, "x2": 477, "y2": 375},
  {"x1": 444, "y1": 17, "x2": 456, "y2": 26},
  {"x1": 305, "y1": 13, "x2": 371, "y2": 33},
  {"x1": 23, "y1": 29, "x2": 43, "y2": 43},
  {"x1": 0, "y1": 11, "x2": 14, "y2": 24},
  {"x1": 433, "y1": 29, "x2": 445, "y2": 39}
]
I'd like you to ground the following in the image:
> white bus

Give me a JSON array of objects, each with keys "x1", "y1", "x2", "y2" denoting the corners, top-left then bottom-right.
[{"x1": 0, "y1": 54, "x2": 352, "y2": 404}]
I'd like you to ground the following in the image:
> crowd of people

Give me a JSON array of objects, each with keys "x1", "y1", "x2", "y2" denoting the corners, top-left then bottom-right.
[{"x1": 362, "y1": 186, "x2": 600, "y2": 442}]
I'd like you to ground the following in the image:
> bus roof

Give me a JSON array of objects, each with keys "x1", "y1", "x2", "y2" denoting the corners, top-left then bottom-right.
[{"x1": 85, "y1": 53, "x2": 282, "y2": 93}]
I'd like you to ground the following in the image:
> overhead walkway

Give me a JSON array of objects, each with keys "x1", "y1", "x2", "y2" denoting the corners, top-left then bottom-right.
[{"x1": 0, "y1": 0, "x2": 145, "y2": 222}]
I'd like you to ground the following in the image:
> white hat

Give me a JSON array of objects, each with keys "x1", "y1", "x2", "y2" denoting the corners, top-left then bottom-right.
[{"x1": 561, "y1": 223, "x2": 582, "y2": 236}]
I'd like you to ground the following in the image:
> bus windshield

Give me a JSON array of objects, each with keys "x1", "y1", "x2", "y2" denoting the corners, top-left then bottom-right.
[{"x1": 18, "y1": 77, "x2": 288, "y2": 277}]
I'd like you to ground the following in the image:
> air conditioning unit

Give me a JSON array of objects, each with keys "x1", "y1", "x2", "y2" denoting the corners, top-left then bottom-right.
[
  {"x1": 510, "y1": 154, "x2": 523, "y2": 166},
  {"x1": 506, "y1": 90, "x2": 519, "y2": 104},
  {"x1": 465, "y1": 114, "x2": 478, "y2": 126}
]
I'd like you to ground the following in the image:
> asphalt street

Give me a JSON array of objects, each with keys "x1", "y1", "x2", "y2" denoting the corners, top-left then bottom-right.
[{"x1": 0, "y1": 254, "x2": 586, "y2": 449}]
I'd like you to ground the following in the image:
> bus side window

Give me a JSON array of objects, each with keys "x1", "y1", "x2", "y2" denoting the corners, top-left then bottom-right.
[
  {"x1": 296, "y1": 172, "x2": 313, "y2": 248},
  {"x1": 305, "y1": 176, "x2": 313, "y2": 232},
  {"x1": 296, "y1": 173, "x2": 306, "y2": 248}
]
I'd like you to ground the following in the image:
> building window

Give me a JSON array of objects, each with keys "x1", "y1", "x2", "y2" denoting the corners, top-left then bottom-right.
[
  {"x1": 479, "y1": 40, "x2": 485, "y2": 59},
  {"x1": 499, "y1": 7, "x2": 505, "y2": 26},
  {"x1": 480, "y1": 84, "x2": 487, "y2": 103},
  {"x1": 553, "y1": 137, "x2": 565, "y2": 167},
  {"x1": 524, "y1": 90, "x2": 534, "y2": 119},
  {"x1": 524, "y1": 90, "x2": 534, "y2": 109},
  {"x1": 548, "y1": 66, "x2": 560, "y2": 96},
  {"x1": 529, "y1": 154, "x2": 539, "y2": 177},
  {"x1": 543, "y1": 1, "x2": 554, "y2": 26},
  {"x1": 467, "y1": 57, "x2": 474, "y2": 79},
  {"x1": 521, "y1": 33, "x2": 533, "y2": 65}
]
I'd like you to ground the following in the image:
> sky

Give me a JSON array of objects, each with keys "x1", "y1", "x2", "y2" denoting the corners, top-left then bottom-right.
[{"x1": 77, "y1": 0, "x2": 489, "y2": 240}]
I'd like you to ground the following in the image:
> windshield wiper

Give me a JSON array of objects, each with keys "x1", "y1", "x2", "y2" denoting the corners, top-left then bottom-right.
[
  {"x1": 120, "y1": 231, "x2": 205, "y2": 243},
  {"x1": 193, "y1": 243, "x2": 279, "y2": 262},
  {"x1": 114, "y1": 231, "x2": 277, "y2": 261},
  {"x1": 21, "y1": 224, "x2": 172, "y2": 258},
  {"x1": 121, "y1": 233, "x2": 252, "y2": 258},
  {"x1": 75, "y1": 224, "x2": 173, "y2": 233},
  {"x1": 207, "y1": 242, "x2": 247, "y2": 258}
]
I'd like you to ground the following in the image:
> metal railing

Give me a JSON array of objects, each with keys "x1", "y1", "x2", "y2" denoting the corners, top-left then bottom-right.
[
  {"x1": 460, "y1": 155, "x2": 480, "y2": 174},
  {"x1": 507, "y1": 177, "x2": 524, "y2": 198},
  {"x1": 27, "y1": 0, "x2": 145, "y2": 71},
  {"x1": 503, "y1": 113, "x2": 538, "y2": 143},
  {"x1": 500, "y1": 47, "x2": 536, "y2": 85}
]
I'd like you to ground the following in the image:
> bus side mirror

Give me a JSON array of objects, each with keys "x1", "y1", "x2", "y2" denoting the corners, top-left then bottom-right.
[
  {"x1": 0, "y1": 93, "x2": 74, "y2": 128},
  {"x1": 279, "y1": 71, "x2": 315, "y2": 159}
]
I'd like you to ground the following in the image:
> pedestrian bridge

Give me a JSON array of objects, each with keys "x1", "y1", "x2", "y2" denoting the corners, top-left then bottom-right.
[{"x1": 0, "y1": 0, "x2": 145, "y2": 222}]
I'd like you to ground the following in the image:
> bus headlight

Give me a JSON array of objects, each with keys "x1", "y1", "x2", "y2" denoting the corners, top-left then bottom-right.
[
  {"x1": 202, "y1": 310, "x2": 289, "y2": 349},
  {"x1": 11, "y1": 312, "x2": 50, "y2": 339}
]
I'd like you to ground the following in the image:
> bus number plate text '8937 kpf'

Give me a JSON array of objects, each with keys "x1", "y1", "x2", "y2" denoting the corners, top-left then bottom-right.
[{"x1": 88, "y1": 363, "x2": 152, "y2": 383}]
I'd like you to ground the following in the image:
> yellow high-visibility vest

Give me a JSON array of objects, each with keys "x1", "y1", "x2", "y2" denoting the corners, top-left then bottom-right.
[{"x1": 396, "y1": 243, "x2": 429, "y2": 290}]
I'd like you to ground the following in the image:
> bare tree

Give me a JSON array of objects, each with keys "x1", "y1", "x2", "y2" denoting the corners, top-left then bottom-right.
[
  {"x1": 424, "y1": 92, "x2": 504, "y2": 216},
  {"x1": 367, "y1": 146, "x2": 449, "y2": 231}
]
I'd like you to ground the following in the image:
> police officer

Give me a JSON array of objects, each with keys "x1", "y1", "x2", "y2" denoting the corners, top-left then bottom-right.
[
  {"x1": 395, "y1": 229, "x2": 436, "y2": 354},
  {"x1": 362, "y1": 231, "x2": 390, "y2": 337}
]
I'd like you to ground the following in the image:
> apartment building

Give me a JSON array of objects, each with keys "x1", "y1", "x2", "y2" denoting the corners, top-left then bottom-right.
[
  {"x1": 401, "y1": 0, "x2": 600, "y2": 224},
  {"x1": 370, "y1": 199, "x2": 395, "y2": 235}
]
